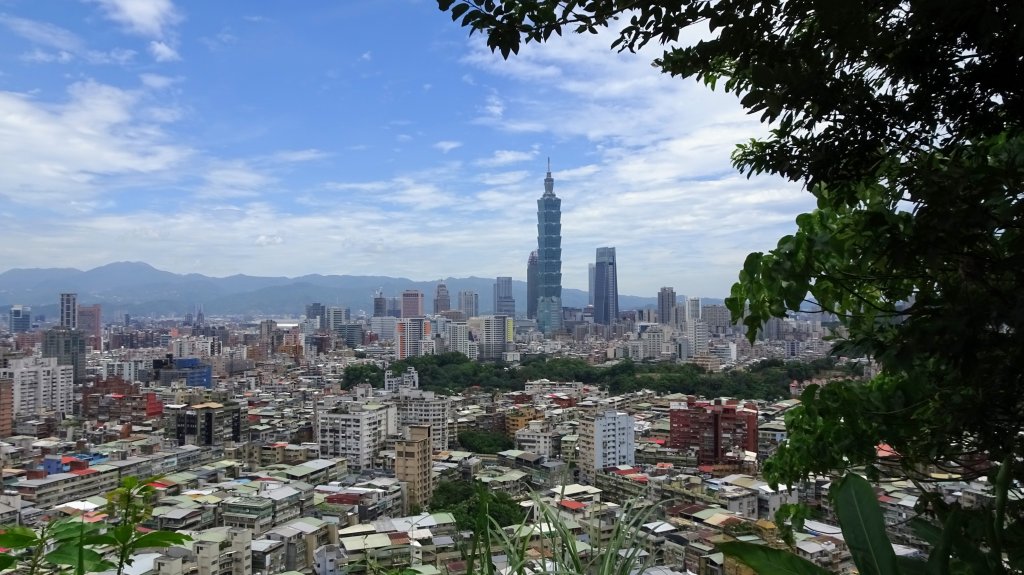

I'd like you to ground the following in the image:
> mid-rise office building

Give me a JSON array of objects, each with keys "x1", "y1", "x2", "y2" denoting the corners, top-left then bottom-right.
[
  {"x1": 477, "y1": 315, "x2": 513, "y2": 360},
  {"x1": 42, "y1": 327, "x2": 86, "y2": 384},
  {"x1": 306, "y1": 303, "x2": 327, "y2": 329},
  {"x1": 8, "y1": 305, "x2": 31, "y2": 333},
  {"x1": 494, "y1": 276, "x2": 516, "y2": 316},
  {"x1": 373, "y1": 290, "x2": 387, "y2": 317},
  {"x1": 433, "y1": 282, "x2": 451, "y2": 314},
  {"x1": 325, "y1": 307, "x2": 350, "y2": 332},
  {"x1": 401, "y1": 290, "x2": 424, "y2": 318},
  {"x1": 457, "y1": 291, "x2": 479, "y2": 319}
]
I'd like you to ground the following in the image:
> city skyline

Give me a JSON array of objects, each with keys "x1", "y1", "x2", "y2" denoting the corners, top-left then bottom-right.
[{"x1": 0, "y1": 1, "x2": 813, "y2": 297}]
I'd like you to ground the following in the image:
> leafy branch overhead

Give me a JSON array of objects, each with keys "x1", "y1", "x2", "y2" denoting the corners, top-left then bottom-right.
[
  {"x1": 0, "y1": 476, "x2": 191, "y2": 575},
  {"x1": 439, "y1": 0, "x2": 1024, "y2": 573}
]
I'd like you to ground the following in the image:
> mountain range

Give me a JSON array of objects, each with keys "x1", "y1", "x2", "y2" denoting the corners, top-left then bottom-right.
[{"x1": 0, "y1": 262, "x2": 719, "y2": 319}]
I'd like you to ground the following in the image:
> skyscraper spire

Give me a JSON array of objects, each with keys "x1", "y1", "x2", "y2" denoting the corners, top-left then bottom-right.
[{"x1": 543, "y1": 158, "x2": 555, "y2": 197}]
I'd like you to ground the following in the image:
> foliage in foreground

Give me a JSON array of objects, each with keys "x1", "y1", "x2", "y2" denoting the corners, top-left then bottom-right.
[
  {"x1": 0, "y1": 476, "x2": 191, "y2": 575},
  {"x1": 438, "y1": 0, "x2": 1024, "y2": 572}
]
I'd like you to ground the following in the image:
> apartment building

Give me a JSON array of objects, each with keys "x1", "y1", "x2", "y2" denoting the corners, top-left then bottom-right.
[
  {"x1": 394, "y1": 387, "x2": 450, "y2": 451},
  {"x1": 318, "y1": 402, "x2": 397, "y2": 471},
  {"x1": 577, "y1": 409, "x2": 636, "y2": 483},
  {"x1": 395, "y1": 425, "x2": 433, "y2": 513}
]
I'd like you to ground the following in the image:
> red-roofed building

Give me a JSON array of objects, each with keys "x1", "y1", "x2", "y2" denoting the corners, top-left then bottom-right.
[
  {"x1": 669, "y1": 398, "x2": 758, "y2": 465},
  {"x1": 558, "y1": 499, "x2": 587, "y2": 511}
]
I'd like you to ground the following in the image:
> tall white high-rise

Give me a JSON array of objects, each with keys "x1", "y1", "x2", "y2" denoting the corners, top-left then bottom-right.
[
  {"x1": 687, "y1": 297, "x2": 702, "y2": 323},
  {"x1": 448, "y1": 322, "x2": 478, "y2": 359},
  {"x1": 577, "y1": 409, "x2": 635, "y2": 482}
]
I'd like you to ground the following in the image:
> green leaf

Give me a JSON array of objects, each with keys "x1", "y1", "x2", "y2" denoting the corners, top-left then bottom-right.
[
  {"x1": 0, "y1": 554, "x2": 16, "y2": 571},
  {"x1": 832, "y1": 473, "x2": 899, "y2": 575},
  {"x1": 719, "y1": 541, "x2": 832, "y2": 575},
  {"x1": 0, "y1": 532, "x2": 39, "y2": 548},
  {"x1": 895, "y1": 557, "x2": 927, "y2": 575},
  {"x1": 908, "y1": 517, "x2": 941, "y2": 546},
  {"x1": 45, "y1": 544, "x2": 114, "y2": 573}
]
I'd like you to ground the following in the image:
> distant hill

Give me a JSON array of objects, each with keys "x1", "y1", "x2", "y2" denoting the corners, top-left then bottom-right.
[{"x1": 0, "y1": 261, "x2": 721, "y2": 319}]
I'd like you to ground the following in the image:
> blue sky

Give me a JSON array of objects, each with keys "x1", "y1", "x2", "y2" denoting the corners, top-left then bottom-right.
[{"x1": 0, "y1": 0, "x2": 813, "y2": 298}]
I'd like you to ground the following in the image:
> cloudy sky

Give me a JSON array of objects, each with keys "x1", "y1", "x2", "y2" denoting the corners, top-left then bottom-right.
[{"x1": 0, "y1": 0, "x2": 813, "y2": 298}]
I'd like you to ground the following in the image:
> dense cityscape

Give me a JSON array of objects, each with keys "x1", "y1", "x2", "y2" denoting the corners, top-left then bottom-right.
[
  {"x1": 1, "y1": 0, "x2": 1016, "y2": 574},
  {"x1": 1, "y1": 167, "x2": 978, "y2": 575}
]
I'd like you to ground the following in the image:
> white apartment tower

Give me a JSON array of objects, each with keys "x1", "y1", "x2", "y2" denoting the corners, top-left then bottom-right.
[
  {"x1": 395, "y1": 387, "x2": 452, "y2": 451},
  {"x1": 577, "y1": 409, "x2": 635, "y2": 483},
  {"x1": 317, "y1": 402, "x2": 397, "y2": 471},
  {"x1": 448, "y1": 322, "x2": 478, "y2": 359},
  {"x1": 1, "y1": 356, "x2": 74, "y2": 417}
]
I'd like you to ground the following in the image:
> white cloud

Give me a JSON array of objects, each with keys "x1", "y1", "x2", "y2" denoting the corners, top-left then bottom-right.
[
  {"x1": 21, "y1": 49, "x2": 74, "y2": 63},
  {"x1": 0, "y1": 14, "x2": 82, "y2": 51},
  {"x1": 88, "y1": 0, "x2": 182, "y2": 38},
  {"x1": 433, "y1": 140, "x2": 462, "y2": 153},
  {"x1": 0, "y1": 15, "x2": 138, "y2": 66},
  {"x1": 360, "y1": 51, "x2": 372, "y2": 61},
  {"x1": 197, "y1": 163, "x2": 274, "y2": 199},
  {"x1": 85, "y1": 48, "x2": 136, "y2": 65},
  {"x1": 269, "y1": 149, "x2": 328, "y2": 163},
  {"x1": 475, "y1": 149, "x2": 536, "y2": 167},
  {"x1": 255, "y1": 234, "x2": 284, "y2": 246},
  {"x1": 0, "y1": 80, "x2": 190, "y2": 206},
  {"x1": 478, "y1": 170, "x2": 528, "y2": 186},
  {"x1": 148, "y1": 40, "x2": 180, "y2": 62},
  {"x1": 139, "y1": 73, "x2": 177, "y2": 89}
]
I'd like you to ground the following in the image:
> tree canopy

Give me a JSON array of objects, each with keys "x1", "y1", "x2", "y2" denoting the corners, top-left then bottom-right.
[
  {"x1": 458, "y1": 430, "x2": 514, "y2": 454},
  {"x1": 430, "y1": 480, "x2": 526, "y2": 530},
  {"x1": 438, "y1": 0, "x2": 1024, "y2": 570},
  {"x1": 343, "y1": 353, "x2": 844, "y2": 401}
]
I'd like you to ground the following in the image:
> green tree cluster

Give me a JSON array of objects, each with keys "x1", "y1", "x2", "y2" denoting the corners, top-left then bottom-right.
[
  {"x1": 345, "y1": 353, "x2": 839, "y2": 402},
  {"x1": 457, "y1": 430, "x2": 514, "y2": 454},
  {"x1": 430, "y1": 480, "x2": 526, "y2": 530}
]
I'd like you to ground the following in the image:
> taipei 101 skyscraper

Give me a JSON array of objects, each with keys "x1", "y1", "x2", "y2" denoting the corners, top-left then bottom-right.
[{"x1": 536, "y1": 160, "x2": 564, "y2": 335}]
